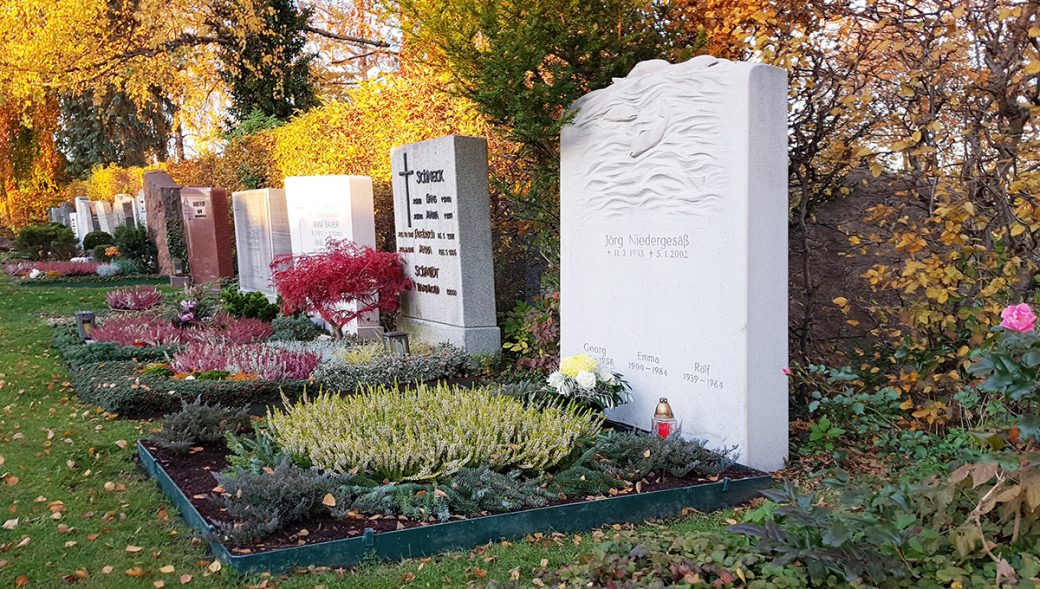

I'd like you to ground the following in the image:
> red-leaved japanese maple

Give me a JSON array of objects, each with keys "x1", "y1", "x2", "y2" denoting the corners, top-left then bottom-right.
[{"x1": 271, "y1": 239, "x2": 412, "y2": 338}]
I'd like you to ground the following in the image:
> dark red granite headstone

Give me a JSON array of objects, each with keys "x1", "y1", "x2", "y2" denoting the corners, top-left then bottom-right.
[
  {"x1": 142, "y1": 171, "x2": 182, "y2": 276},
  {"x1": 180, "y1": 187, "x2": 235, "y2": 284}
]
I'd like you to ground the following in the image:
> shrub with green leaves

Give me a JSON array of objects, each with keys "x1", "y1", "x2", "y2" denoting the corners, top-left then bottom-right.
[
  {"x1": 148, "y1": 397, "x2": 251, "y2": 453},
  {"x1": 67, "y1": 359, "x2": 302, "y2": 416},
  {"x1": 269, "y1": 313, "x2": 324, "y2": 341},
  {"x1": 225, "y1": 426, "x2": 300, "y2": 474},
  {"x1": 221, "y1": 287, "x2": 280, "y2": 321},
  {"x1": 112, "y1": 225, "x2": 157, "y2": 272},
  {"x1": 92, "y1": 243, "x2": 116, "y2": 261},
  {"x1": 311, "y1": 343, "x2": 469, "y2": 391},
  {"x1": 112, "y1": 257, "x2": 142, "y2": 275},
  {"x1": 14, "y1": 223, "x2": 78, "y2": 260},
  {"x1": 53, "y1": 327, "x2": 173, "y2": 368},
  {"x1": 329, "y1": 466, "x2": 556, "y2": 523},
  {"x1": 82, "y1": 230, "x2": 113, "y2": 252},
  {"x1": 269, "y1": 382, "x2": 603, "y2": 481}
]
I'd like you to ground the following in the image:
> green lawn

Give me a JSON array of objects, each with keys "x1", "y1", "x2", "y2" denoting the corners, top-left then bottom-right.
[{"x1": 0, "y1": 276, "x2": 733, "y2": 588}]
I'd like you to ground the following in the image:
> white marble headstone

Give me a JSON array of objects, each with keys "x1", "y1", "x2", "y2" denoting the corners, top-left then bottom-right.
[
  {"x1": 232, "y1": 189, "x2": 292, "y2": 299},
  {"x1": 390, "y1": 135, "x2": 500, "y2": 354},
  {"x1": 113, "y1": 194, "x2": 136, "y2": 228},
  {"x1": 284, "y1": 175, "x2": 379, "y2": 338},
  {"x1": 95, "y1": 200, "x2": 122, "y2": 234},
  {"x1": 134, "y1": 189, "x2": 147, "y2": 227},
  {"x1": 73, "y1": 196, "x2": 94, "y2": 245},
  {"x1": 560, "y1": 56, "x2": 789, "y2": 471}
]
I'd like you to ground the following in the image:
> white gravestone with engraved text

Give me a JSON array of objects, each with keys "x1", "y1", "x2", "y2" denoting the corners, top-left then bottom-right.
[
  {"x1": 114, "y1": 194, "x2": 137, "y2": 228},
  {"x1": 94, "y1": 200, "x2": 121, "y2": 233},
  {"x1": 284, "y1": 175, "x2": 380, "y2": 338},
  {"x1": 73, "y1": 197, "x2": 95, "y2": 245},
  {"x1": 233, "y1": 189, "x2": 292, "y2": 299},
  {"x1": 134, "y1": 189, "x2": 147, "y2": 227},
  {"x1": 390, "y1": 135, "x2": 500, "y2": 354},
  {"x1": 560, "y1": 56, "x2": 789, "y2": 472}
]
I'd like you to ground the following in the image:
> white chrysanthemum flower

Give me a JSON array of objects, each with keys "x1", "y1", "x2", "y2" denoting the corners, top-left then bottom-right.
[
  {"x1": 597, "y1": 367, "x2": 616, "y2": 384},
  {"x1": 547, "y1": 371, "x2": 565, "y2": 390},
  {"x1": 575, "y1": 370, "x2": 597, "y2": 390},
  {"x1": 559, "y1": 380, "x2": 574, "y2": 397}
]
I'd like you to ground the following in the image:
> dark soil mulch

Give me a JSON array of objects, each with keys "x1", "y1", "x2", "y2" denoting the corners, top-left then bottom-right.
[{"x1": 141, "y1": 442, "x2": 763, "y2": 554}]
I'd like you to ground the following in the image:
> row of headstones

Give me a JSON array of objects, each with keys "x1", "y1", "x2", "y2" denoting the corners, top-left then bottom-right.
[
  {"x1": 229, "y1": 57, "x2": 791, "y2": 471},
  {"x1": 48, "y1": 193, "x2": 147, "y2": 246},
  {"x1": 48, "y1": 57, "x2": 790, "y2": 471},
  {"x1": 120, "y1": 136, "x2": 501, "y2": 352}
]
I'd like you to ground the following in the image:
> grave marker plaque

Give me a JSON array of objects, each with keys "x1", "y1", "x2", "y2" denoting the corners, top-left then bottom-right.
[
  {"x1": 134, "y1": 189, "x2": 147, "y2": 227},
  {"x1": 114, "y1": 194, "x2": 137, "y2": 228}
]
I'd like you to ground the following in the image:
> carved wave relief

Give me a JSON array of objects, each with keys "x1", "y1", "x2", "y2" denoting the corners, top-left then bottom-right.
[{"x1": 569, "y1": 56, "x2": 733, "y2": 222}]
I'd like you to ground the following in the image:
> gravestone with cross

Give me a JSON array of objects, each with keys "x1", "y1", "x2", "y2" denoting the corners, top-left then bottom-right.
[{"x1": 390, "y1": 135, "x2": 500, "y2": 354}]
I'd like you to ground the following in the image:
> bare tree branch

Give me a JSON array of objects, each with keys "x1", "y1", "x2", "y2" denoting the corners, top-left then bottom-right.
[{"x1": 304, "y1": 26, "x2": 391, "y2": 48}]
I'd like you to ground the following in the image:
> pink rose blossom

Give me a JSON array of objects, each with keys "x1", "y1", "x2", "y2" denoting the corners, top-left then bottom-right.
[
  {"x1": 783, "y1": 368, "x2": 793, "y2": 376},
  {"x1": 1000, "y1": 303, "x2": 1037, "y2": 333}
]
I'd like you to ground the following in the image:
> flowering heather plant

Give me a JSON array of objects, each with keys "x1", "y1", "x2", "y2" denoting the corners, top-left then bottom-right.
[
  {"x1": 268, "y1": 382, "x2": 602, "y2": 481},
  {"x1": 91, "y1": 314, "x2": 190, "y2": 347},
  {"x1": 199, "y1": 314, "x2": 275, "y2": 345},
  {"x1": 271, "y1": 239, "x2": 412, "y2": 338},
  {"x1": 106, "y1": 286, "x2": 164, "y2": 311},
  {"x1": 4, "y1": 260, "x2": 100, "y2": 277},
  {"x1": 170, "y1": 343, "x2": 319, "y2": 380}
]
